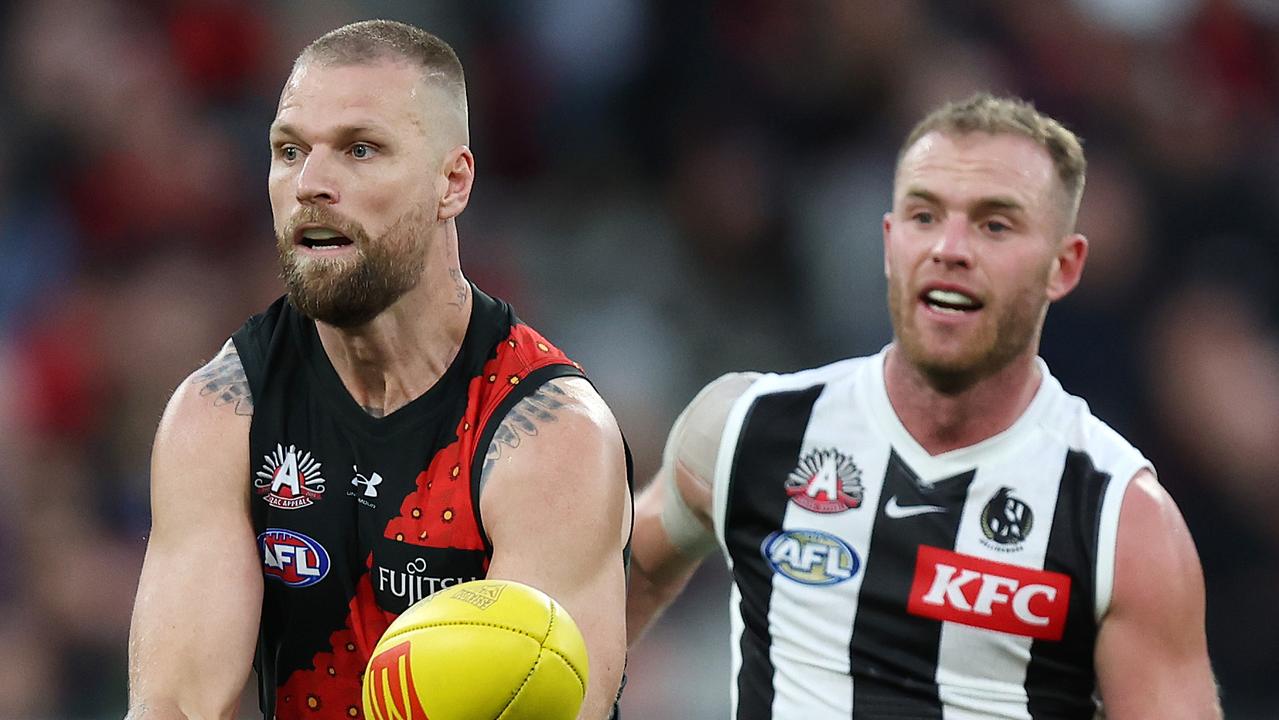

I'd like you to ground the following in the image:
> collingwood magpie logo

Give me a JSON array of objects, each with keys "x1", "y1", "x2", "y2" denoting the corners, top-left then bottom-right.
[{"x1": 981, "y1": 487, "x2": 1034, "y2": 551}]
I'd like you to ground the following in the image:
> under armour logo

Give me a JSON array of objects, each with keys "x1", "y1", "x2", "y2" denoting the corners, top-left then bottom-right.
[{"x1": 351, "y1": 467, "x2": 383, "y2": 498}]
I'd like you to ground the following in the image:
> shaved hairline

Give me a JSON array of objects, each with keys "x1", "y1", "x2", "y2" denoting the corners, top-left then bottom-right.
[{"x1": 293, "y1": 20, "x2": 470, "y2": 142}]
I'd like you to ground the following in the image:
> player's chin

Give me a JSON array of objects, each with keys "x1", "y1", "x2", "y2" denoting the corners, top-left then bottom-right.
[{"x1": 903, "y1": 335, "x2": 992, "y2": 383}]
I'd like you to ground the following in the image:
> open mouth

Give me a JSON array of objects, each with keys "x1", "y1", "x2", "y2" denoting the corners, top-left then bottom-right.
[
  {"x1": 920, "y1": 288, "x2": 983, "y2": 315},
  {"x1": 297, "y1": 227, "x2": 353, "y2": 250}
]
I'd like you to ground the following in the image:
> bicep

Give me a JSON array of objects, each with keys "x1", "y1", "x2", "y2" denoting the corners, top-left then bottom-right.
[
  {"x1": 128, "y1": 349, "x2": 262, "y2": 717},
  {"x1": 1094, "y1": 471, "x2": 1220, "y2": 719},
  {"x1": 479, "y1": 377, "x2": 630, "y2": 719}
]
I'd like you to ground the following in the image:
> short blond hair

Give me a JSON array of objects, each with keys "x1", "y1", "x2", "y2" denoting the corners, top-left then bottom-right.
[
  {"x1": 898, "y1": 93, "x2": 1087, "y2": 230},
  {"x1": 297, "y1": 19, "x2": 468, "y2": 127}
]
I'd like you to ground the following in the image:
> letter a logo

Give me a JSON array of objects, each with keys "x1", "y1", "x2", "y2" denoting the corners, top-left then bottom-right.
[
  {"x1": 272, "y1": 449, "x2": 301, "y2": 496},
  {"x1": 364, "y1": 641, "x2": 429, "y2": 720}
]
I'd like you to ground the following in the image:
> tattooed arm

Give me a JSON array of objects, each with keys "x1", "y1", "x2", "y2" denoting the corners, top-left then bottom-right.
[
  {"x1": 479, "y1": 376, "x2": 631, "y2": 720},
  {"x1": 127, "y1": 340, "x2": 261, "y2": 719}
]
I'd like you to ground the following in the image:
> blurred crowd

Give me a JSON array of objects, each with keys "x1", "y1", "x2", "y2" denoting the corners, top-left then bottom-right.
[{"x1": 0, "y1": 0, "x2": 1275, "y2": 717}]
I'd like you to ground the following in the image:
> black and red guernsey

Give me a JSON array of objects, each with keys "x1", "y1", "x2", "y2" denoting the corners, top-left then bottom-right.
[{"x1": 232, "y1": 286, "x2": 611, "y2": 719}]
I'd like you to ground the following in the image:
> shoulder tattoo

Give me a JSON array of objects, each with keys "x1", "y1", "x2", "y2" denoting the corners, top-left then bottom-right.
[
  {"x1": 480, "y1": 381, "x2": 569, "y2": 484},
  {"x1": 191, "y1": 345, "x2": 254, "y2": 416}
]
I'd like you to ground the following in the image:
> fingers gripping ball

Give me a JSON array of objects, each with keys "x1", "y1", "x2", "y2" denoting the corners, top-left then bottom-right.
[{"x1": 362, "y1": 579, "x2": 589, "y2": 720}]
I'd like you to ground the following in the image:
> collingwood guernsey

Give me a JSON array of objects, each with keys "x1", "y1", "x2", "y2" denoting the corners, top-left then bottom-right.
[{"x1": 710, "y1": 348, "x2": 1152, "y2": 720}]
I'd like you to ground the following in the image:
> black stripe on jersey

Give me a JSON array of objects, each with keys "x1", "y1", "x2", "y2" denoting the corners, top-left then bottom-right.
[
  {"x1": 724, "y1": 384, "x2": 825, "y2": 720},
  {"x1": 1026, "y1": 450, "x2": 1112, "y2": 719},
  {"x1": 850, "y1": 450, "x2": 975, "y2": 720}
]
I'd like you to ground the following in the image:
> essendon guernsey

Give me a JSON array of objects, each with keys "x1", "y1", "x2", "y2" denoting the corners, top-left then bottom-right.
[{"x1": 232, "y1": 286, "x2": 587, "y2": 719}]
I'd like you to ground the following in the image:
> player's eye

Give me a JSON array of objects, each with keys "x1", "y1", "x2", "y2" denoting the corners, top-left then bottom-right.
[
  {"x1": 985, "y1": 219, "x2": 1010, "y2": 234},
  {"x1": 351, "y1": 143, "x2": 377, "y2": 160},
  {"x1": 912, "y1": 211, "x2": 934, "y2": 225}
]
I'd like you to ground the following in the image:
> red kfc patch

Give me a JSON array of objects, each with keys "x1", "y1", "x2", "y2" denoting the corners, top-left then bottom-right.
[{"x1": 907, "y1": 546, "x2": 1071, "y2": 641}]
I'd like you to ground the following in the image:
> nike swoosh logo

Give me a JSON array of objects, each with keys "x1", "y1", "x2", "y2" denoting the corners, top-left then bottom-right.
[{"x1": 884, "y1": 496, "x2": 947, "y2": 519}]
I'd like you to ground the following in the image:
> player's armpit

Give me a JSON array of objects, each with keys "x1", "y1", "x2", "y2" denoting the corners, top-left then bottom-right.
[
  {"x1": 126, "y1": 341, "x2": 262, "y2": 720},
  {"x1": 1094, "y1": 470, "x2": 1221, "y2": 720},
  {"x1": 479, "y1": 376, "x2": 631, "y2": 720},
  {"x1": 626, "y1": 372, "x2": 758, "y2": 645}
]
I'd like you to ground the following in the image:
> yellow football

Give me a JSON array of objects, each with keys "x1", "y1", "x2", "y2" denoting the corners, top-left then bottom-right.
[{"x1": 362, "y1": 579, "x2": 589, "y2": 720}]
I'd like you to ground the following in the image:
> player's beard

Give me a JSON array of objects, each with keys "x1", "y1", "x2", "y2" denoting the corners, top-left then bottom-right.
[
  {"x1": 887, "y1": 274, "x2": 1049, "y2": 393},
  {"x1": 277, "y1": 204, "x2": 431, "y2": 328}
]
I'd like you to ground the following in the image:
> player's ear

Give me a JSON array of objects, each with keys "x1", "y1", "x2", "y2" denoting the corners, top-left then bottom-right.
[
  {"x1": 438, "y1": 145, "x2": 475, "y2": 221},
  {"x1": 1047, "y1": 233, "x2": 1087, "y2": 302}
]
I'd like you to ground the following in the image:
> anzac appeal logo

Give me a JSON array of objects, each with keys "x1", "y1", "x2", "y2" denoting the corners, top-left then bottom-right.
[
  {"x1": 255, "y1": 443, "x2": 326, "y2": 509},
  {"x1": 980, "y1": 487, "x2": 1034, "y2": 551},
  {"x1": 785, "y1": 448, "x2": 864, "y2": 513},
  {"x1": 258, "y1": 529, "x2": 330, "y2": 587}
]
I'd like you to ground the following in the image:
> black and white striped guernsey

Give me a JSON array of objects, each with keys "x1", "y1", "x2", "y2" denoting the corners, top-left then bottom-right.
[{"x1": 710, "y1": 348, "x2": 1151, "y2": 719}]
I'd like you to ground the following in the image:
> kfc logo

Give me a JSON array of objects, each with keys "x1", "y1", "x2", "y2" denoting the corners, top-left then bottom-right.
[{"x1": 907, "y1": 546, "x2": 1071, "y2": 641}]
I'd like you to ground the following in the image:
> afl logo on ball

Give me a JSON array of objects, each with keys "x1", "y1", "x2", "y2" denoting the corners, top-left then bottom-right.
[
  {"x1": 981, "y1": 487, "x2": 1034, "y2": 551},
  {"x1": 259, "y1": 529, "x2": 330, "y2": 587}
]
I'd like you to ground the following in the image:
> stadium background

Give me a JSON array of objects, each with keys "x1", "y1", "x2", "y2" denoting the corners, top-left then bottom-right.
[{"x1": 0, "y1": 0, "x2": 1275, "y2": 717}]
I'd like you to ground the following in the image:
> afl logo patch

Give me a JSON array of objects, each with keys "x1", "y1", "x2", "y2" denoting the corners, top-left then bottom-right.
[
  {"x1": 259, "y1": 529, "x2": 330, "y2": 587},
  {"x1": 784, "y1": 448, "x2": 864, "y2": 513},
  {"x1": 761, "y1": 529, "x2": 860, "y2": 585},
  {"x1": 980, "y1": 487, "x2": 1034, "y2": 551}
]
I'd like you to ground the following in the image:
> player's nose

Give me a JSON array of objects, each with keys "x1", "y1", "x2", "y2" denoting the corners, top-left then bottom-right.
[
  {"x1": 295, "y1": 149, "x2": 340, "y2": 205},
  {"x1": 930, "y1": 216, "x2": 974, "y2": 268}
]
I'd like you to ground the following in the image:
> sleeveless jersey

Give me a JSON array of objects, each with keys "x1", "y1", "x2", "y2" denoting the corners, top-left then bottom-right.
[
  {"x1": 711, "y1": 349, "x2": 1152, "y2": 720},
  {"x1": 232, "y1": 287, "x2": 588, "y2": 720}
]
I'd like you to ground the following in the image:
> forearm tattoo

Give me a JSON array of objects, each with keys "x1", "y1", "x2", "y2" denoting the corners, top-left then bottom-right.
[
  {"x1": 192, "y1": 346, "x2": 254, "y2": 416},
  {"x1": 480, "y1": 382, "x2": 569, "y2": 486}
]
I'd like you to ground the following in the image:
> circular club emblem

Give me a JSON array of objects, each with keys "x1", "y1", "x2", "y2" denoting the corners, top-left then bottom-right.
[
  {"x1": 784, "y1": 448, "x2": 864, "y2": 513},
  {"x1": 761, "y1": 529, "x2": 860, "y2": 586},
  {"x1": 981, "y1": 487, "x2": 1034, "y2": 549},
  {"x1": 258, "y1": 529, "x2": 331, "y2": 587}
]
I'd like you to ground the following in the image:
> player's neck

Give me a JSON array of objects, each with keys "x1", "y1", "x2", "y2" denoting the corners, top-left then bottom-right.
[
  {"x1": 883, "y1": 344, "x2": 1042, "y2": 456},
  {"x1": 314, "y1": 240, "x2": 472, "y2": 417}
]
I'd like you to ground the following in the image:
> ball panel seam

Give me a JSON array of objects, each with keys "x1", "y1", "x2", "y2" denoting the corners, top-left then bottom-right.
[
  {"x1": 494, "y1": 649, "x2": 544, "y2": 720},
  {"x1": 541, "y1": 646, "x2": 586, "y2": 692},
  {"x1": 377, "y1": 620, "x2": 547, "y2": 647}
]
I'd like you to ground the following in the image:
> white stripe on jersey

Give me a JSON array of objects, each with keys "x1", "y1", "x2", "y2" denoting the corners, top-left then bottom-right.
[{"x1": 769, "y1": 369, "x2": 886, "y2": 719}]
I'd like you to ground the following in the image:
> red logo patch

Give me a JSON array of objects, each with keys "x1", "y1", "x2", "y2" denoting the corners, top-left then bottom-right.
[
  {"x1": 784, "y1": 448, "x2": 864, "y2": 513},
  {"x1": 907, "y1": 546, "x2": 1071, "y2": 641},
  {"x1": 365, "y1": 640, "x2": 430, "y2": 720}
]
